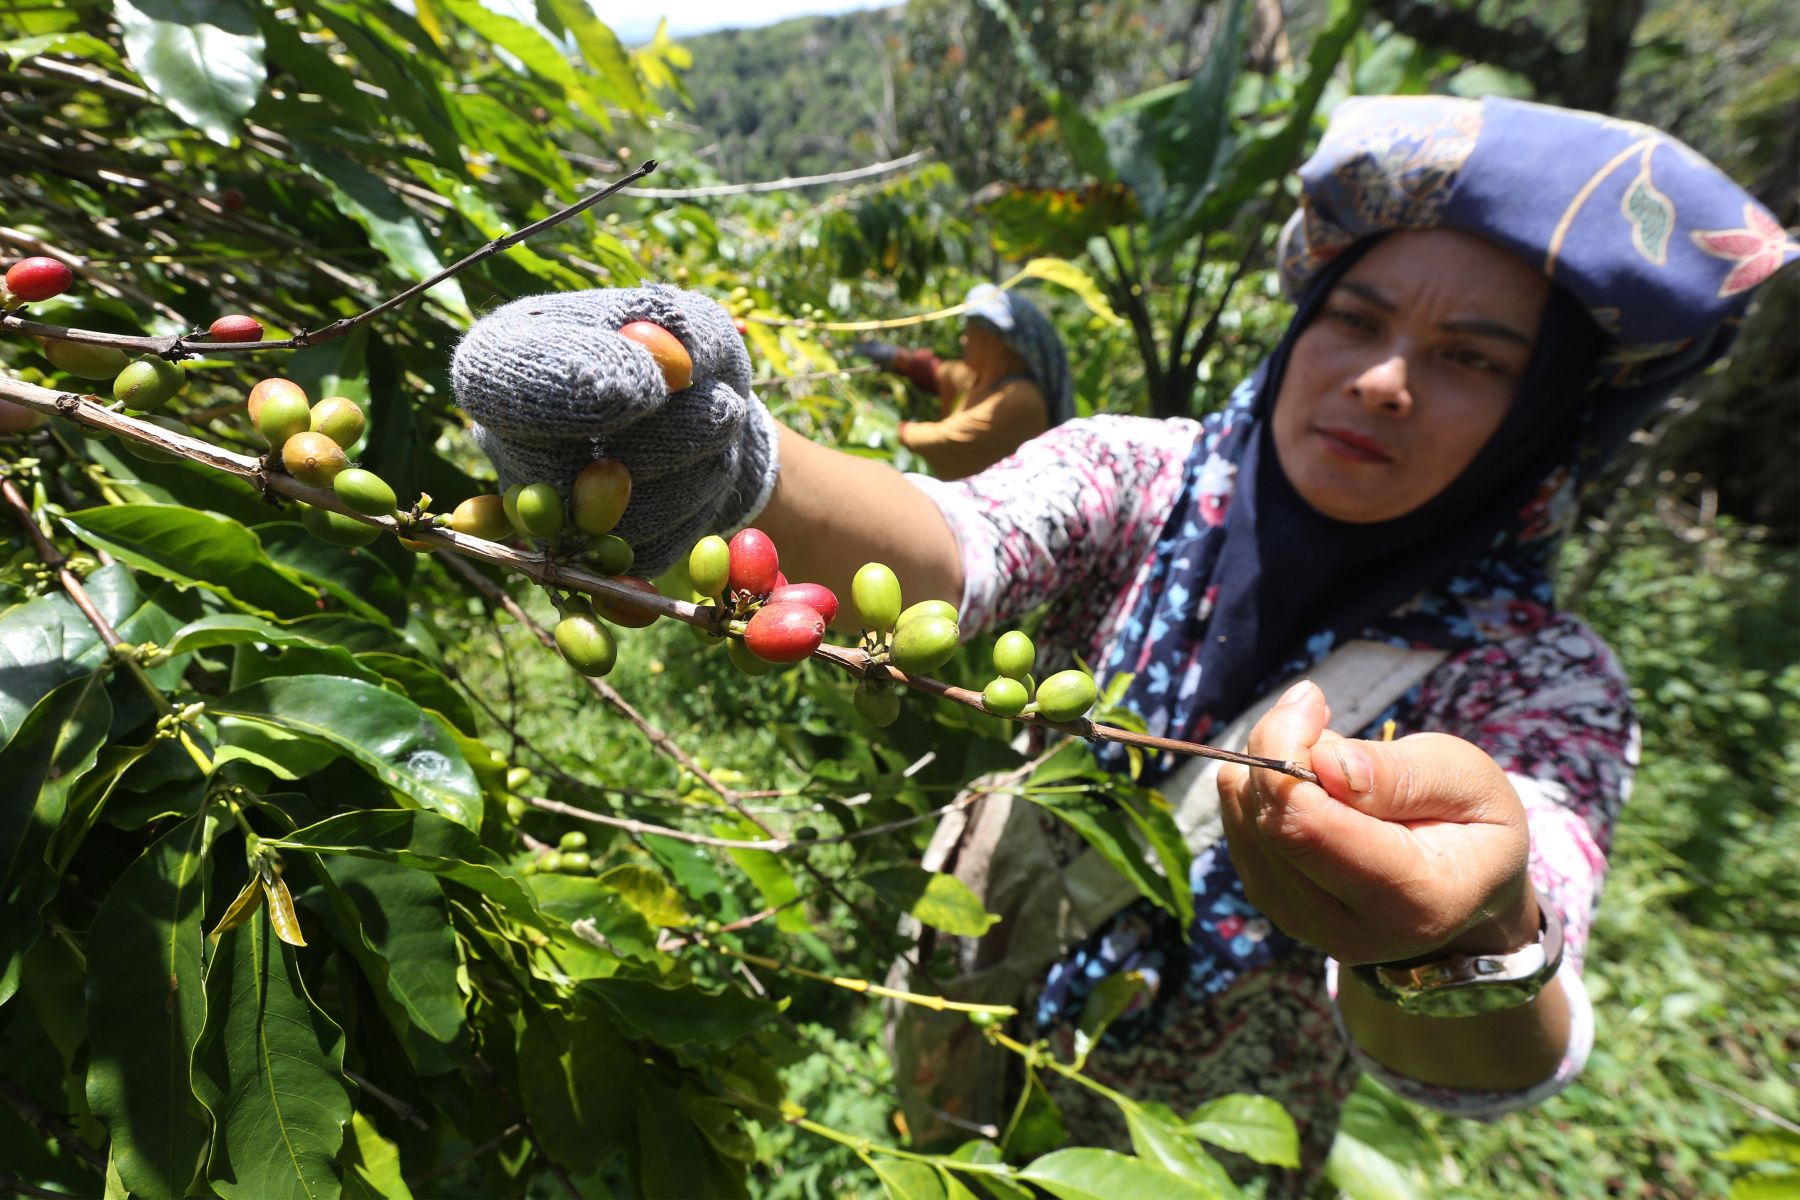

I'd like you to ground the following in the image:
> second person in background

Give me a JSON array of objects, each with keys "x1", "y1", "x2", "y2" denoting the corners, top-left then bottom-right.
[{"x1": 854, "y1": 284, "x2": 1075, "y2": 478}]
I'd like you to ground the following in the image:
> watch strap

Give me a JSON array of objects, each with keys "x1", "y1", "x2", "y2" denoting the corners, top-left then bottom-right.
[{"x1": 1353, "y1": 887, "x2": 1564, "y2": 1017}]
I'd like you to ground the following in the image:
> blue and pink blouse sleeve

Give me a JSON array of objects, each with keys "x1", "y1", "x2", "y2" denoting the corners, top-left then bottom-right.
[{"x1": 906, "y1": 414, "x2": 1200, "y2": 639}]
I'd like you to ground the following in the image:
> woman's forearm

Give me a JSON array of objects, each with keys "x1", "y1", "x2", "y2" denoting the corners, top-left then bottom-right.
[
  {"x1": 1335, "y1": 887, "x2": 1572, "y2": 1091},
  {"x1": 750, "y1": 423, "x2": 964, "y2": 627}
]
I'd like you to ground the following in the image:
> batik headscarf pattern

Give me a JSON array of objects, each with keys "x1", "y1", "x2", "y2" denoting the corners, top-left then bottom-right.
[{"x1": 964, "y1": 283, "x2": 1077, "y2": 427}]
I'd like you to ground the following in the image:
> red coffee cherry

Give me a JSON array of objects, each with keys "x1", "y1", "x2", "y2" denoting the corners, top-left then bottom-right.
[
  {"x1": 743, "y1": 600, "x2": 825, "y2": 663},
  {"x1": 209, "y1": 314, "x2": 264, "y2": 342},
  {"x1": 617, "y1": 320, "x2": 694, "y2": 392},
  {"x1": 5, "y1": 257, "x2": 73, "y2": 303},
  {"x1": 767, "y1": 582, "x2": 838, "y2": 625},
  {"x1": 727, "y1": 527, "x2": 780, "y2": 596}
]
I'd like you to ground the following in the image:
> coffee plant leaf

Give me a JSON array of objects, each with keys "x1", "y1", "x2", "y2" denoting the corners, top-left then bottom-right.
[
  {"x1": 314, "y1": 853, "x2": 467, "y2": 1075},
  {"x1": 193, "y1": 908, "x2": 353, "y2": 1200},
  {"x1": 85, "y1": 812, "x2": 216, "y2": 1200},
  {"x1": 210, "y1": 676, "x2": 481, "y2": 826},
  {"x1": 862, "y1": 867, "x2": 999, "y2": 938},
  {"x1": 62, "y1": 506, "x2": 319, "y2": 620},
  {"x1": 270, "y1": 809, "x2": 546, "y2": 929},
  {"x1": 0, "y1": 673, "x2": 111, "y2": 1003}
]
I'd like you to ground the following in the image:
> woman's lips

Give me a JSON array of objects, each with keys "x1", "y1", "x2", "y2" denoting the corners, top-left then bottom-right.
[{"x1": 1316, "y1": 425, "x2": 1394, "y2": 463}]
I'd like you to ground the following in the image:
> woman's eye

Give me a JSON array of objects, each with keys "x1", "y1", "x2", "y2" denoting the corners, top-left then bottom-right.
[
  {"x1": 1451, "y1": 348, "x2": 1505, "y2": 374},
  {"x1": 1328, "y1": 309, "x2": 1376, "y2": 333}
]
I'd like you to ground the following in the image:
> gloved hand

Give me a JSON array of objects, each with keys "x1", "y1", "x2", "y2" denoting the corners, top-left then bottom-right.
[
  {"x1": 450, "y1": 285, "x2": 779, "y2": 575},
  {"x1": 851, "y1": 340, "x2": 902, "y2": 369}
]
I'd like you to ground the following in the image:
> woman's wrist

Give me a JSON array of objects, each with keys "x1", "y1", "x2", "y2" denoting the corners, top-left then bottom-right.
[{"x1": 1435, "y1": 876, "x2": 1540, "y2": 958}]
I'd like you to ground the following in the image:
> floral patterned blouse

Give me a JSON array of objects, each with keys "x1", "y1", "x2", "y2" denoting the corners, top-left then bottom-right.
[{"x1": 909, "y1": 415, "x2": 1635, "y2": 1188}]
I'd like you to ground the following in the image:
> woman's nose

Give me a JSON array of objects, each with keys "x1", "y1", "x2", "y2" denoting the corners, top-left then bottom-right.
[{"x1": 1348, "y1": 353, "x2": 1412, "y2": 415}]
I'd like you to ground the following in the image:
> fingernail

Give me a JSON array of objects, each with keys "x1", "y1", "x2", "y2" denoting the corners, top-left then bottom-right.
[
  {"x1": 1278, "y1": 680, "x2": 1312, "y2": 707},
  {"x1": 1333, "y1": 744, "x2": 1373, "y2": 794}
]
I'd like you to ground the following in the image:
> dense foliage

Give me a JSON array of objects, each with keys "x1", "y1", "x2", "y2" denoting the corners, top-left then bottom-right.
[{"x1": 0, "y1": 1, "x2": 1793, "y2": 1199}]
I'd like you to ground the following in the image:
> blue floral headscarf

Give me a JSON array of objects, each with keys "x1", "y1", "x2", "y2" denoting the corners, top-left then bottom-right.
[
  {"x1": 1104, "y1": 95, "x2": 1798, "y2": 772},
  {"x1": 964, "y1": 284, "x2": 1076, "y2": 427}
]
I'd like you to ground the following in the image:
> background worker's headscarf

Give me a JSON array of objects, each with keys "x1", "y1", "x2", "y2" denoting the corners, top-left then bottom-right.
[
  {"x1": 1099, "y1": 95, "x2": 1799, "y2": 777},
  {"x1": 963, "y1": 283, "x2": 1076, "y2": 426}
]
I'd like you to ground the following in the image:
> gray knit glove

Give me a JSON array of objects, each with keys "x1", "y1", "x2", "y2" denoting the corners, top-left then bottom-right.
[{"x1": 449, "y1": 285, "x2": 779, "y2": 575}]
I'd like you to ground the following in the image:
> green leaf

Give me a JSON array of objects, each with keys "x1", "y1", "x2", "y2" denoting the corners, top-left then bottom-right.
[
  {"x1": 0, "y1": 673, "x2": 111, "y2": 1004},
  {"x1": 1074, "y1": 970, "x2": 1147, "y2": 1069},
  {"x1": 268, "y1": 809, "x2": 544, "y2": 929},
  {"x1": 948, "y1": 1142, "x2": 1034, "y2": 1200},
  {"x1": 1020, "y1": 1147, "x2": 1219, "y2": 1200},
  {"x1": 1188, "y1": 1094, "x2": 1300, "y2": 1168},
  {"x1": 517, "y1": 995, "x2": 636, "y2": 1176},
  {"x1": 1001, "y1": 1071, "x2": 1065, "y2": 1161},
  {"x1": 583, "y1": 976, "x2": 777, "y2": 1049},
  {"x1": 315, "y1": 855, "x2": 467, "y2": 1075},
  {"x1": 195, "y1": 908, "x2": 352, "y2": 1200},
  {"x1": 294, "y1": 142, "x2": 471, "y2": 321},
  {"x1": 720, "y1": 823, "x2": 811, "y2": 934},
  {"x1": 635, "y1": 1077, "x2": 749, "y2": 1199},
  {"x1": 434, "y1": 0, "x2": 607, "y2": 126},
  {"x1": 86, "y1": 814, "x2": 215, "y2": 1200},
  {"x1": 1125, "y1": 1102, "x2": 1240, "y2": 1198},
  {"x1": 1724, "y1": 1132, "x2": 1800, "y2": 1166},
  {"x1": 0, "y1": 31, "x2": 115, "y2": 66},
  {"x1": 341, "y1": 1110, "x2": 413, "y2": 1200},
  {"x1": 62, "y1": 506, "x2": 318, "y2": 620},
  {"x1": 974, "y1": 0, "x2": 1112, "y2": 181},
  {"x1": 355, "y1": 652, "x2": 480, "y2": 736},
  {"x1": 1323, "y1": 1130, "x2": 1424, "y2": 1200},
  {"x1": 211, "y1": 676, "x2": 481, "y2": 827},
  {"x1": 863, "y1": 867, "x2": 999, "y2": 937},
  {"x1": 1732, "y1": 1173, "x2": 1800, "y2": 1200},
  {"x1": 0, "y1": 592, "x2": 88, "y2": 749},
  {"x1": 872, "y1": 1159, "x2": 947, "y2": 1200},
  {"x1": 542, "y1": 0, "x2": 643, "y2": 114},
  {"x1": 113, "y1": 0, "x2": 265, "y2": 145},
  {"x1": 528, "y1": 872, "x2": 657, "y2": 965},
  {"x1": 1020, "y1": 257, "x2": 1123, "y2": 325},
  {"x1": 1026, "y1": 788, "x2": 1185, "y2": 920},
  {"x1": 1196, "y1": 0, "x2": 1369, "y2": 230},
  {"x1": 597, "y1": 862, "x2": 691, "y2": 928}
]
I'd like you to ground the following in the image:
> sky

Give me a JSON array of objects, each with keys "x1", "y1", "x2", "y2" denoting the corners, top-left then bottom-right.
[{"x1": 591, "y1": 0, "x2": 896, "y2": 46}]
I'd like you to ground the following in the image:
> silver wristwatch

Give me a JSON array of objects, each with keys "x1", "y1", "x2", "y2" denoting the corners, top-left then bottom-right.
[{"x1": 1352, "y1": 890, "x2": 1564, "y2": 1017}]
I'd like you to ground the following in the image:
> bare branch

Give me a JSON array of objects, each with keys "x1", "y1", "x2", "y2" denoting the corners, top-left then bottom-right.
[
  {"x1": 0, "y1": 162, "x2": 660, "y2": 359},
  {"x1": 614, "y1": 150, "x2": 930, "y2": 198}
]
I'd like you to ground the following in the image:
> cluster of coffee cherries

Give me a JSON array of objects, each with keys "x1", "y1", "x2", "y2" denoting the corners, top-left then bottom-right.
[
  {"x1": 977, "y1": 630, "x2": 1098, "y2": 724},
  {"x1": 5, "y1": 255, "x2": 270, "y2": 436},
  {"x1": 842, "y1": 564, "x2": 1098, "y2": 727},
  {"x1": 243, "y1": 376, "x2": 392, "y2": 547},
  {"x1": 688, "y1": 527, "x2": 835, "y2": 675},
  {"x1": 522, "y1": 829, "x2": 599, "y2": 876}
]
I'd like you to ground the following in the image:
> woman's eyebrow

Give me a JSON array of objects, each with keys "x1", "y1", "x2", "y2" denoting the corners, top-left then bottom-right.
[{"x1": 1339, "y1": 280, "x2": 1533, "y2": 347}]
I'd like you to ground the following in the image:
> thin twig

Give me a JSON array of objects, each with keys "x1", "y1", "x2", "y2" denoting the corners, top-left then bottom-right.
[
  {"x1": 0, "y1": 1076, "x2": 106, "y2": 1172},
  {"x1": 1684, "y1": 1072, "x2": 1800, "y2": 1136},
  {"x1": 0, "y1": 162, "x2": 659, "y2": 358},
  {"x1": 615, "y1": 151, "x2": 928, "y2": 198},
  {"x1": 344, "y1": 1069, "x2": 430, "y2": 1132},
  {"x1": 405, "y1": 1123, "x2": 525, "y2": 1190},
  {"x1": 0, "y1": 1174, "x2": 79, "y2": 1199},
  {"x1": 0, "y1": 475, "x2": 173, "y2": 719}
]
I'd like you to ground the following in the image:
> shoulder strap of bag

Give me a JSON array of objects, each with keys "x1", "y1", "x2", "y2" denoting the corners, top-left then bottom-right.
[{"x1": 1062, "y1": 639, "x2": 1449, "y2": 934}]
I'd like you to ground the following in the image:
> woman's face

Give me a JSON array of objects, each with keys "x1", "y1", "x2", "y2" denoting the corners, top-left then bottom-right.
[
  {"x1": 1272, "y1": 229, "x2": 1550, "y2": 524},
  {"x1": 961, "y1": 322, "x2": 1018, "y2": 378}
]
